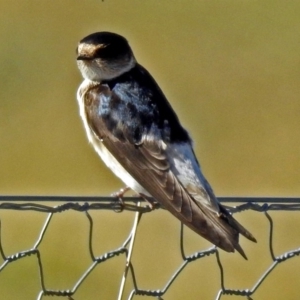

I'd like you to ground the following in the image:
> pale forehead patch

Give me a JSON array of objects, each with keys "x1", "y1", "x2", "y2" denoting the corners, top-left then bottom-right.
[{"x1": 77, "y1": 42, "x2": 108, "y2": 57}]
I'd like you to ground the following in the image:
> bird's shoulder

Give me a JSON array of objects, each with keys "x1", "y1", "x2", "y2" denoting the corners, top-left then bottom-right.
[{"x1": 82, "y1": 64, "x2": 191, "y2": 145}]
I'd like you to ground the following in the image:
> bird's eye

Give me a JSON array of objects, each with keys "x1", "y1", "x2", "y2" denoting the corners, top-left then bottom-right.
[
  {"x1": 94, "y1": 44, "x2": 115, "y2": 59},
  {"x1": 95, "y1": 44, "x2": 122, "y2": 59},
  {"x1": 94, "y1": 42, "x2": 129, "y2": 60}
]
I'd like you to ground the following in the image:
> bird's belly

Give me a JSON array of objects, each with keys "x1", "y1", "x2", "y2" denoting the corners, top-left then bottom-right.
[
  {"x1": 77, "y1": 80, "x2": 149, "y2": 195},
  {"x1": 82, "y1": 116, "x2": 149, "y2": 195},
  {"x1": 92, "y1": 136, "x2": 149, "y2": 195}
]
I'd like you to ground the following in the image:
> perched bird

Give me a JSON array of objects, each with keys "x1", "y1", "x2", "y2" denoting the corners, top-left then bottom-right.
[{"x1": 76, "y1": 31, "x2": 256, "y2": 259}]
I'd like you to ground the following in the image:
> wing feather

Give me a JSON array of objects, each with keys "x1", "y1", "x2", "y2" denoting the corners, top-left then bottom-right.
[{"x1": 83, "y1": 83, "x2": 256, "y2": 258}]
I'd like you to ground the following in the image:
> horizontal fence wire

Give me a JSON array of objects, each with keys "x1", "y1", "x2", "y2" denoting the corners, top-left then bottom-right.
[
  {"x1": 0, "y1": 196, "x2": 300, "y2": 213},
  {"x1": 0, "y1": 196, "x2": 299, "y2": 299}
]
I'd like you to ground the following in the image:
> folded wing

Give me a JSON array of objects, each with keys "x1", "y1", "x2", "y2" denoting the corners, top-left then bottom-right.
[{"x1": 84, "y1": 83, "x2": 256, "y2": 259}]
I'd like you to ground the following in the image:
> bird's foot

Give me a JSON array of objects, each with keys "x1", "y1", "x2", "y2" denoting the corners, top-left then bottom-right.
[
  {"x1": 111, "y1": 186, "x2": 130, "y2": 198},
  {"x1": 111, "y1": 187, "x2": 130, "y2": 212}
]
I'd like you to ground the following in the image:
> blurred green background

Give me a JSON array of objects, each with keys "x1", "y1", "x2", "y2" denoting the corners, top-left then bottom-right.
[{"x1": 0, "y1": 0, "x2": 300, "y2": 299}]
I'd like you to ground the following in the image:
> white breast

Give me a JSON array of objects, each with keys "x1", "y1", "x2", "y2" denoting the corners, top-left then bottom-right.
[{"x1": 77, "y1": 79, "x2": 149, "y2": 195}]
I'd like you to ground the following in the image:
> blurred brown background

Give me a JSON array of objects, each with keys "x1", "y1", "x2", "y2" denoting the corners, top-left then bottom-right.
[{"x1": 0, "y1": 1, "x2": 299, "y2": 299}]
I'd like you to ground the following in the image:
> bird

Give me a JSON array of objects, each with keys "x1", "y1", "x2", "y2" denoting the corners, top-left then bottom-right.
[{"x1": 76, "y1": 31, "x2": 256, "y2": 259}]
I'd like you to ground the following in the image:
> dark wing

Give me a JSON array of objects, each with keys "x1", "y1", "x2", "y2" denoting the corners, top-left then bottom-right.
[{"x1": 84, "y1": 83, "x2": 256, "y2": 258}]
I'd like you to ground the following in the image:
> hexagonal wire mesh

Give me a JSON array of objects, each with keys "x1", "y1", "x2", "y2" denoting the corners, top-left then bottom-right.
[{"x1": 0, "y1": 196, "x2": 299, "y2": 300}]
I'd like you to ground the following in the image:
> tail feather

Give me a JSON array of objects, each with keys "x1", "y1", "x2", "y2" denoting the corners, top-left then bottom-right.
[
  {"x1": 184, "y1": 201, "x2": 256, "y2": 259},
  {"x1": 234, "y1": 242, "x2": 248, "y2": 260},
  {"x1": 219, "y1": 205, "x2": 257, "y2": 243}
]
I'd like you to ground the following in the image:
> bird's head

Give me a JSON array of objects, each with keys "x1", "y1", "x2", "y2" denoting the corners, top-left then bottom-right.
[{"x1": 76, "y1": 31, "x2": 136, "y2": 81}]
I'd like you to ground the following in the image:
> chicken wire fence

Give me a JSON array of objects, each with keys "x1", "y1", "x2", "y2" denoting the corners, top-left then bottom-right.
[{"x1": 0, "y1": 196, "x2": 299, "y2": 300}]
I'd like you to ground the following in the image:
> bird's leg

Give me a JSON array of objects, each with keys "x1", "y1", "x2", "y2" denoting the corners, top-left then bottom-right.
[
  {"x1": 139, "y1": 193, "x2": 160, "y2": 210},
  {"x1": 111, "y1": 187, "x2": 130, "y2": 212},
  {"x1": 111, "y1": 186, "x2": 130, "y2": 199}
]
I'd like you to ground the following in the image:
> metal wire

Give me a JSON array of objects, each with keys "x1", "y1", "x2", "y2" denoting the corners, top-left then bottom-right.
[{"x1": 0, "y1": 196, "x2": 299, "y2": 299}]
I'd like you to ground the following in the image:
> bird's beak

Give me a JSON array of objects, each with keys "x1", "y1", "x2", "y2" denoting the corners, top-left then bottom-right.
[{"x1": 77, "y1": 55, "x2": 92, "y2": 61}]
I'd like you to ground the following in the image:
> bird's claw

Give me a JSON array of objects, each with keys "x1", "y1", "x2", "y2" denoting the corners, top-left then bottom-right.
[{"x1": 111, "y1": 186, "x2": 130, "y2": 212}]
